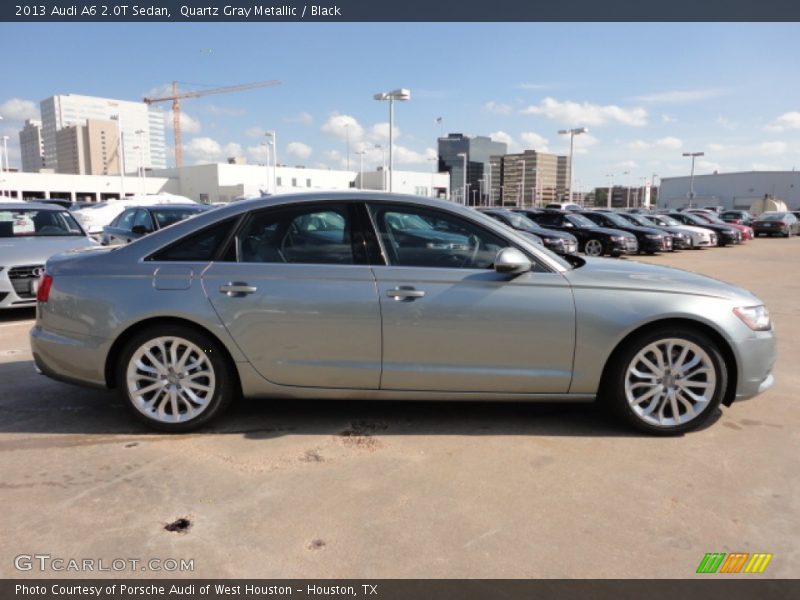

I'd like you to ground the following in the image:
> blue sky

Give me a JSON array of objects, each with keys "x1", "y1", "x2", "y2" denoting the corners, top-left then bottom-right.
[{"x1": 2, "y1": 22, "x2": 800, "y2": 188}]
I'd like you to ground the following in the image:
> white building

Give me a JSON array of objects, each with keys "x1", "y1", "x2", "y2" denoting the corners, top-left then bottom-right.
[
  {"x1": 18, "y1": 120, "x2": 45, "y2": 172},
  {"x1": 659, "y1": 171, "x2": 800, "y2": 210},
  {"x1": 0, "y1": 162, "x2": 450, "y2": 204},
  {"x1": 40, "y1": 94, "x2": 167, "y2": 173}
]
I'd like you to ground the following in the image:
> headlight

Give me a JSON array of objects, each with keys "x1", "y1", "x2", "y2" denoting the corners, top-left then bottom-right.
[
  {"x1": 610, "y1": 235, "x2": 625, "y2": 241},
  {"x1": 733, "y1": 305, "x2": 771, "y2": 331},
  {"x1": 645, "y1": 234, "x2": 662, "y2": 240}
]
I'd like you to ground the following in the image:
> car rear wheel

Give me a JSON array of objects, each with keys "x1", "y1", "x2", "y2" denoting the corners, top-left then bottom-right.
[
  {"x1": 584, "y1": 238, "x2": 604, "y2": 256},
  {"x1": 117, "y1": 325, "x2": 235, "y2": 432},
  {"x1": 603, "y1": 327, "x2": 727, "y2": 435}
]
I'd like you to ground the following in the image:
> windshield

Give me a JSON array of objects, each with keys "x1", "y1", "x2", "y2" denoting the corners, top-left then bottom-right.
[
  {"x1": 506, "y1": 213, "x2": 541, "y2": 231},
  {"x1": 759, "y1": 212, "x2": 788, "y2": 221},
  {"x1": 623, "y1": 214, "x2": 651, "y2": 226},
  {"x1": 602, "y1": 212, "x2": 636, "y2": 227},
  {"x1": 652, "y1": 215, "x2": 680, "y2": 227},
  {"x1": 0, "y1": 209, "x2": 85, "y2": 237},
  {"x1": 566, "y1": 214, "x2": 596, "y2": 228},
  {"x1": 682, "y1": 213, "x2": 713, "y2": 226}
]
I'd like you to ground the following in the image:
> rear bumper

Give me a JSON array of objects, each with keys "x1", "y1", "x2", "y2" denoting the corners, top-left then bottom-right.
[{"x1": 30, "y1": 324, "x2": 109, "y2": 388}]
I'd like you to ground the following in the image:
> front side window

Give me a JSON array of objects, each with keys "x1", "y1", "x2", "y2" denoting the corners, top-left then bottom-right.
[
  {"x1": 368, "y1": 204, "x2": 506, "y2": 269},
  {"x1": 237, "y1": 204, "x2": 355, "y2": 265}
]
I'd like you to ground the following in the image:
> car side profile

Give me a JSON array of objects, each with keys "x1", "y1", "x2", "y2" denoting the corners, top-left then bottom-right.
[
  {"x1": 101, "y1": 204, "x2": 210, "y2": 245},
  {"x1": 31, "y1": 193, "x2": 776, "y2": 435},
  {"x1": 520, "y1": 209, "x2": 638, "y2": 257}
]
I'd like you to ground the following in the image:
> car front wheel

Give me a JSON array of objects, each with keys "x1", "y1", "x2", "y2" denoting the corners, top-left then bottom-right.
[
  {"x1": 117, "y1": 325, "x2": 235, "y2": 432},
  {"x1": 584, "y1": 238, "x2": 604, "y2": 256},
  {"x1": 603, "y1": 327, "x2": 727, "y2": 435}
]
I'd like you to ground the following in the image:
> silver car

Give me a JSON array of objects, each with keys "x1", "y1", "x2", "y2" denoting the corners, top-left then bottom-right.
[
  {"x1": 0, "y1": 202, "x2": 97, "y2": 310},
  {"x1": 30, "y1": 193, "x2": 776, "y2": 435}
]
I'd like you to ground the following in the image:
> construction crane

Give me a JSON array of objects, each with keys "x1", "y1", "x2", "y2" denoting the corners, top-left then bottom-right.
[{"x1": 144, "y1": 80, "x2": 280, "y2": 167}]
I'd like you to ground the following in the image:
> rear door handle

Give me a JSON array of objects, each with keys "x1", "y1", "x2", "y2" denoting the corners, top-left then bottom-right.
[
  {"x1": 219, "y1": 282, "x2": 258, "y2": 296},
  {"x1": 386, "y1": 286, "x2": 425, "y2": 301}
]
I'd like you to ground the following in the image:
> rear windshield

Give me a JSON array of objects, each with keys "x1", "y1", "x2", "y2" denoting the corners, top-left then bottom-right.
[{"x1": 0, "y1": 208, "x2": 84, "y2": 237}]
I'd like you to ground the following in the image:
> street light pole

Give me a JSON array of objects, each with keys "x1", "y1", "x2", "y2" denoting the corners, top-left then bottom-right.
[
  {"x1": 374, "y1": 89, "x2": 411, "y2": 193},
  {"x1": 682, "y1": 152, "x2": 704, "y2": 207},
  {"x1": 457, "y1": 152, "x2": 467, "y2": 205},
  {"x1": 606, "y1": 173, "x2": 614, "y2": 208},
  {"x1": 356, "y1": 150, "x2": 366, "y2": 189},
  {"x1": 558, "y1": 127, "x2": 587, "y2": 203}
]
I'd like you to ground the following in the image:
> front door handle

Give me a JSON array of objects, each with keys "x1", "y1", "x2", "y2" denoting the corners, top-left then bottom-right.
[
  {"x1": 386, "y1": 286, "x2": 425, "y2": 301},
  {"x1": 219, "y1": 282, "x2": 258, "y2": 297}
]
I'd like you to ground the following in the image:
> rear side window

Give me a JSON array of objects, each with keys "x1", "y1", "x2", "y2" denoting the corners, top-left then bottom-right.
[{"x1": 148, "y1": 218, "x2": 237, "y2": 262}]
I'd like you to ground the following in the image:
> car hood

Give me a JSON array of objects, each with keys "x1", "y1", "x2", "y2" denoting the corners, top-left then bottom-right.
[
  {"x1": 0, "y1": 236, "x2": 97, "y2": 266},
  {"x1": 563, "y1": 257, "x2": 759, "y2": 302},
  {"x1": 577, "y1": 226, "x2": 636, "y2": 239},
  {"x1": 533, "y1": 229, "x2": 577, "y2": 242}
]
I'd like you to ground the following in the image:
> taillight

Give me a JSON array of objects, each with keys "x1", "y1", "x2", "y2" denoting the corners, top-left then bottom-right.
[{"x1": 36, "y1": 274, "x2": 53, "y2": 303}]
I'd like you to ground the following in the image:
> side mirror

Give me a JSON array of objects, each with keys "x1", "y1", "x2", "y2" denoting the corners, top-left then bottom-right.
[
  {"x1": 563, "y1": 222, "x2": 574, "y2": 228},
  {"x1": 131, "y1": 225, "x2": 151, "y2": 235},
  {"x1": 494, "y1": 247, "x2": 532, "y2": 275}
]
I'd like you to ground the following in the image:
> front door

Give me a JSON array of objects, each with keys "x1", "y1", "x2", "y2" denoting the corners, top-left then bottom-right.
[{"x1": 367, "y1": 203, "x2": 576, "y2": 393}]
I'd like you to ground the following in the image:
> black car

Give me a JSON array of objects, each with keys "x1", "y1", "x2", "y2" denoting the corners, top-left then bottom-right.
[
  {"x1": 479, "y1": 208, "x2": 578, "y2": 255},
  {"x1": 578, "y1": 211, "x2": 672, "y2": 254},
  {"x1": 519, "y1": 209, "x2": 638, "y2": 257},
  {"x1": 102, "y1": 204, "x2": 210, "y2": 245},
  {"x1": 720, "y1": 210, "x2": 753, "y2": 226},
  {"x1": 665, "y1": 212, "x2": 738, "y2": 246},
  {"x1": 615, "y1": 212, "x2": 690, "y2": 250}
]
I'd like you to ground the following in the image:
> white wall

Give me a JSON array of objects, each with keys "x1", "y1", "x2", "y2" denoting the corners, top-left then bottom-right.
[
  {"x1": 1, "y1": 170, "x2": 171, "y2": 202},
  {"x1": 659, "y1": 171, "x2": 800, "y2": 210}
]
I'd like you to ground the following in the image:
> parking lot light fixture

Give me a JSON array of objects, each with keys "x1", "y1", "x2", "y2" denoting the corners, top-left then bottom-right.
[
  {"x1": 683, "y1": 152, "x2": 704, "y2": 207},
  {"x1": 558, "y1": 127, "x2": 587, "y2": 203},
  {"x1": 373, "y1": 88, "x2": 411, "y2": 193}
]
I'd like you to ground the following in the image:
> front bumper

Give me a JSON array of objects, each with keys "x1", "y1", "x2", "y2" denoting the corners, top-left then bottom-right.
[
  {"x1": 733, "y1": 329, "x2": 777, "y2": 402},
  {"x1": 639, "y1": 237, "x2": 670, "y2": 253},
  {"x1": 0, "y1": 265, "x2": 43, "y2": 309}
]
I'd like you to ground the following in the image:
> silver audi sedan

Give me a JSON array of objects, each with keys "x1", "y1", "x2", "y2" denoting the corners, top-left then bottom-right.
[{"x1": 30, "y1": 193, "x2": 776, "y2": 435}]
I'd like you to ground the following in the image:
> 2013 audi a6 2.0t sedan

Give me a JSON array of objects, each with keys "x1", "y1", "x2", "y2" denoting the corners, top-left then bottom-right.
[{"x1": 30, "y1": 193, "x2": 776, "y2": 435}]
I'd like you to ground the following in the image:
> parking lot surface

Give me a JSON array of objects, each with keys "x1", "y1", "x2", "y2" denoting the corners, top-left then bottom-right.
[{"x1": 1, "y1": 239, "x2": 798, "y2": 578}]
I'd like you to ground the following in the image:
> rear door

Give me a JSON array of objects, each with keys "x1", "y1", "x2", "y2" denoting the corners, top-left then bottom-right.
[{"x1": 202, "y1": 202, "x2": 382, "y2": 389}]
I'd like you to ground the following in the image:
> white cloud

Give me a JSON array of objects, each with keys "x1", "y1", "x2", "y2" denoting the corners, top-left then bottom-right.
[
  {"x1": 183, "y1": 137, "x2": 242, "y2": 163},
  {"x1": 202, "y1": 104, "x2": 246, "y2": 117},
  {"x1": 485, "y1": 101, "x2": 513, "y2": 115},
  {"x1": 656, "y1": 136, "x2": 682, "y2": 150},
  {"x1": 246, "y1": 144, "x2": 270, "y2": 163},
  {"x1": 393, "y1": 145, "x2": 434, "y2": 165},
  {"x1": 629, "y1": 89, "x2": 724, "y2": 104},
  {"x1": 489, "y1": 130, "x2": 515, "y2": 149},
  {"x1": 522, "y1": 97, "x2": 647, "y2": 127},
  {"x1": 283, "y1": 112, "x2": 313, "y2": 125},
  {"x1": 697, "y1": 160, "x2": 722, "y2": 173},
  {"x1": 245, "y1": 127, "x2": 266, "y2": 139},
  {"x1": 751, "y1": 162, "x2": 785, "y2": 171},
  {"x1": 165, "y1": 111, "x2": 201, "y2": 134},
  {"x1": 620, "y1": 160, "x2": 639, "y2": 169},
  {"x1": 183, "y1": 137, "x2": 222, "y2": 162},
  {"x1": 758, "y1": 141, "x2": 787, "y2": 156},
  {"x1": 286, "y1": 141, "x2": 312, "y2": 160},
  {"x1": 765, "y1": 111, "x2": 800, "y2": 132},
  {"x1": 368, "y1": 122, "x2": 398, "y2": 142},
  {"x1": 565, "y1": 132, "x2": 599, "y2": 155},
  {"x1": 321, "y1": 113, "x2": 364, "y2": 141},
  {"x1": 143, "y1": 83, "x2": 174, "y2": 99},
  {"x1": 0, "y1": 98, "x2": 39, "y2": 121},
  {"x1": 716, "y1": 116, "x2": 737, "y2": 130},
  {"x1": 520, "y1": 132, "x2": 550, "y2": 151},
  {"x1": 628, "y1": 140, "x2": 650, "y2": 150},
  {"x1": 517, "y1": 83, "x2": 551, "y2": 91},
  {"x1": 661, "y1": 114, "x2": 677, "y2": 123}
]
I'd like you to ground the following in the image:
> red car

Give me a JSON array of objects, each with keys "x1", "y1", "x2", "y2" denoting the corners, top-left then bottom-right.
[{"x1": 690, "y1": 211, "x2": 753, "y2": 241}]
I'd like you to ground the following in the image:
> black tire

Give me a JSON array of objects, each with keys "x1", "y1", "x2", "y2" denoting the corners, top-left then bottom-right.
[
  {"x1": 600, "y1": 326, "x2": 728, "y2": 435},
  {"x1": 116, "y1": 324, "x2": 237, "y2": 432}
]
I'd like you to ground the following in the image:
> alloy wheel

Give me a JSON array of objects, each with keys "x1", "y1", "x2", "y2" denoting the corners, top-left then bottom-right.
[
  {"x1": 585, "y1": 239, "x2": 604, "y2": 256},
  {"x1": 126, "y1": 336, "x2": 217, "y2": 424},
  {"x1": 624, "y1": 338, "x2": 717, "y2": 427}
]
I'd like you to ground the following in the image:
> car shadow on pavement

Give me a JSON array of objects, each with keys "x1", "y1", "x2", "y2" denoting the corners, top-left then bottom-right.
[
  {"x1": 0, "y1": 359, "x2": 721, "y2": 439},
  {"x1": 0, "y1": 307, "x2": 36, "y2": 323}
]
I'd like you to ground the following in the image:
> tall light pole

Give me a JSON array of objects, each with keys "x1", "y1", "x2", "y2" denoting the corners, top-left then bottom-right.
[
  {"x1": 682, "y1": 152, "x2": 704, "y2": 207},
  {"x1": 606, "y1": 173, "x2": 614, "y2": 208},
  {"x1": 266, "y1": 130, "x2": 277, "y2": 194},
  {"x1": 260, "y1": 142, "x2": 271, "y2": 194},
  {"x1": 428, "y1": 156, "x2": 437, "y2": 197},
  {"x1": 558, "y1": 127, "x2": 587, "y2": 203},
  {"x1": 356, "y1": 149, "x2": 366, "y2": 189},
  {"x1": 373, "y1": 88, "x2": 411, "y2": 193},
  {"x1": 375, "y1": 144, "x2": 386, "y2": 192},
  {"x1": 111, "y1": 115, "x2": 125, "y2": 198},
  {"x1": 457, "y1": 152, "x2": 467, "y2": 204}
]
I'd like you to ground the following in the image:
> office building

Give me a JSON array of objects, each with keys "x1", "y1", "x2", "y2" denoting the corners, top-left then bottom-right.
[
  {"x1": 438, "y1": 133, "x2": 507, "y2": 204},
  {"x1": 40, "y1": 94, "x2": 167, "y2": 173},
  {"x1": 54, "y1": 119, "x2": 121, "y2": 176},
  {"x1": 19, "y1": 120, "x2": 46, "y2": 172},
  {"x1": 490, "y1": 150, "x2": 570, "y2": 206}
]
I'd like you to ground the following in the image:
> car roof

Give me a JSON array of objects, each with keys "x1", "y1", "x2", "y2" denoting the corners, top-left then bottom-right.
[
  {"x1": 126, "y1": 204, "x2": 208, "y2": 211},
  {"x1": 0, "y1": 202, "x2": 67, "y2": 211}
]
